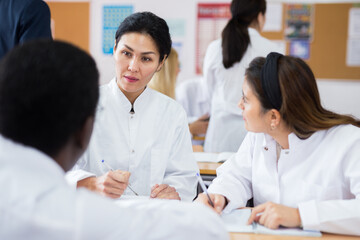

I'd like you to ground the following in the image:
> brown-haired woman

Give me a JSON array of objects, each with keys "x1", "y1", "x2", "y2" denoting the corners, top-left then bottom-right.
[{"x1": 197, "y1": 52, "x2": 360, "y2": 236}]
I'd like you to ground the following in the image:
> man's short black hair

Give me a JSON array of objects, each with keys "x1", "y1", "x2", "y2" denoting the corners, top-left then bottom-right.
[{"x1": 0, "y1": 40, "x2": 99, "y2": 156}]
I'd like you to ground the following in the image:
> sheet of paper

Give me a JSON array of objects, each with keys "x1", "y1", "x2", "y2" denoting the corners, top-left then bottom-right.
[
  {"x1": 194, "y1": 152, "x2": 235, "y2": 163},
  {"x1": 221, "y1": 209, "x2": 253, "y2": 233},
  {"x1": 194, "y1": 152, "x2": 219, "y2": 162},
  {"x1": 221, "y1": 209, "x2": 322, "y2": 237},
  {"x1": 256, "y1": 224, "x2": 322, "y2": 237},
  {"x1": 348, "y1": 8, "x2": 360, "y2": 38},
  {"x1": 347, "y1": 38, "x2": 360, "y2": 66},
  {"x1": 263, "y1": 3, "x2": 283, "y2": 32}
]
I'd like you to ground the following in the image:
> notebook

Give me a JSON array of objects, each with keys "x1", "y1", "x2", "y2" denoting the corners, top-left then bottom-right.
[
  {"x1": 194, "y1": 152, "x2": 235, "y2": 163},
  {"x1": 221, "y1": 208, "x2": 322, "y2": 237}
]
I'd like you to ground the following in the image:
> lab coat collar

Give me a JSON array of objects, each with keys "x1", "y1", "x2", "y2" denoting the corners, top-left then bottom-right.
[
  {"x1": 0, "y1": 134, "x2": 66, "y2": 183},
  {"x1": 109, "y1": 78, "x2": 150, "y2": 114},
  {"x1": 262, "y1": 130, "x2": 324, "y2": 153}
]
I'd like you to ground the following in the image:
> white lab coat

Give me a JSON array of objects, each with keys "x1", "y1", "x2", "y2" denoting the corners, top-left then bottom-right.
[
  {"x1": 0, "y1": 135, "x2": 229, "y2": 240},
  {"x1": 176, "y1": 77, "x2": 210, "y2": 145},
  {"x1": 66, "y1": 78, "x2": 198, "y2": 201},
  {"x1": 208, "y1": 124, "x2": 360, "y2": 236},
  {"x1": 203, "y1": 28, "x2": 283, "y2": 152}
]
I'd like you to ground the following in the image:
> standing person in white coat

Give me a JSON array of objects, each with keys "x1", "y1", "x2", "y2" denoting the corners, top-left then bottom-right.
[
  {"x1": 203, "y1": 0, "x2": 283, "y2": 152},
  {"x1": 197, "y1": 53, "x2": 360, "y2": 236},
  {"x1": 0, "y1": 40, "x2": 229, "y2": 240},
  {"x1": 66, "y1": 12, "x2": 198, "y2": 201}
]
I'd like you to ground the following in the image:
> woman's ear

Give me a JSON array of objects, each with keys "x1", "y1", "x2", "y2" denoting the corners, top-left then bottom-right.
[
  {"x1": 156, "y1": 55, "x2": 167, "y2": 72},
  {"x1": 113, "y1": 40, "x2": 118, "y2": 58},
  {"x1": 270, "y1": 109, "x2": 281, "y2": 130},
  {"x1": 257, "y1": 12, "x2": 266, "y2": 31}
]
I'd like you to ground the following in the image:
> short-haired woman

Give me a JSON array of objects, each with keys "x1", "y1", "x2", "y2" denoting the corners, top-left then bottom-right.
[{"x1": 67, "y1": 12, "x2": 198, "y2": 201}]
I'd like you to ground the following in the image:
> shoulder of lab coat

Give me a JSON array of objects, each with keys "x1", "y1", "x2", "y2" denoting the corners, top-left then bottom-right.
[
  {"x1": 298, "y1": 124, "x2": 360, "y2": 236},
  {"x1": 208, "y1": 132, "x2": 259, "y2": 212}
]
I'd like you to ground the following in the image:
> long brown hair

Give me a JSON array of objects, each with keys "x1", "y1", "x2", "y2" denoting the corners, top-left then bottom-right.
[
  {"x1": 245, "y1": 55, "x2": 360, "y2": 139},
  {"x1": 221, "y1": 0, "x2": 266, "y2": 69}
]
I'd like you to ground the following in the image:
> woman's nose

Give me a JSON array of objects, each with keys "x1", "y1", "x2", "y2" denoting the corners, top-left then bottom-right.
[
  {"x1": 128, "y1": 58, "x2": 139, "y2": 72},
  {"x1": 238, "y1": 99, "x2": 244, "y2": 110}
]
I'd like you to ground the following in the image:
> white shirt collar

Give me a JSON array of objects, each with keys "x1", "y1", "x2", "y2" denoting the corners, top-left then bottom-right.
[
  {"x1": 109, "y1": 78, "x2": 151, "y2": 114},
  {"x1": 262, "y1": 130, "x2": 326, "y2": 153}
]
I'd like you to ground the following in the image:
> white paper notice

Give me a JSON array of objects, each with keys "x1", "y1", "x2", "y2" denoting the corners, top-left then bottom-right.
[
  {"x1": 347, "y1": 38, "x2": 360, "y2": 66},
  {"x1": 348, "y1": 8, "x2": 360, "y2": 38},
  {"x1": 263, "y1": 3, "x2": 283, "y2": 32},
  {"x1": 347, "y1": 8, "x2": 360, "y2": 66}
]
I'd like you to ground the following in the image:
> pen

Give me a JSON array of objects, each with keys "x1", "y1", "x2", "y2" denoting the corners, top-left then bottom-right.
[
  {"x1": 101, "y1": 160, "x2": 138, "y2": 196},
  {"x1": 196, "y1": 172, "x2": 215, "y2": 207}
]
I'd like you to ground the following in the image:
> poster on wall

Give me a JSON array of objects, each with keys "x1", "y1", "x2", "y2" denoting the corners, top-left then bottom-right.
[
  {"x1": 290, "y1": 40, "x2": 310, "y2": 60},
  {"x1": 284, "y1": 4, "x2": 314, "y2": 41},
  {"x1": 196, "y1": 3, "x2": 230, "y2": 74},
  {"x1": 102, "y1": 5, "x2": 133, "y2": 54}
]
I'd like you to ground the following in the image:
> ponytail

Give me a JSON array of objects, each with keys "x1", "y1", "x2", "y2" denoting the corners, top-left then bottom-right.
[
  {"x1": 221, "y1": 0, "x2": 266, "y2": 69},
  {"x1": 222, "y1": 18, "x2": 250, "y2": 69}
]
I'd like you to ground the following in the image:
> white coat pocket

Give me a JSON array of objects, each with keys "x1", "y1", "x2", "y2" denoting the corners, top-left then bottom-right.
[{"x1": 150, "y1": 149, "x2": 168, "y2": 187}]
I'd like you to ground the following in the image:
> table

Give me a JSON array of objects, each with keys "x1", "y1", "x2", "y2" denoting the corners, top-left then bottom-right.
[
  {"x1": 229, "y1": 232, "x2": 359, "y2": 240},
  {"x1": 197, "y1": 162, "x2": 221, "y2": 175}
]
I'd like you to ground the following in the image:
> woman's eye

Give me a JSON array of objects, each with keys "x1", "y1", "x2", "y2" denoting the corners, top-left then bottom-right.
[
  {"x1": 122, "y1": 51, "x2": 131, "y2": 57},
  {"x1": 142, "y1": 57, "x2": 151, "y2": 62}
]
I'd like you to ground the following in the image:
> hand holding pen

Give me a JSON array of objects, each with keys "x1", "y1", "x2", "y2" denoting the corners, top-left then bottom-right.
[
  {"x1": 101, "y1": 160, "x2": 138, "y2": 196},
  {"x1": 195, "y1": 173, "x2": 227, "y2": 214}
]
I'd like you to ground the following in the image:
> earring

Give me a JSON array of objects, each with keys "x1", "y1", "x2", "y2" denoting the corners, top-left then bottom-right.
[{"x1": 271, "y1": 124, "x2": 275, "y2": 130}]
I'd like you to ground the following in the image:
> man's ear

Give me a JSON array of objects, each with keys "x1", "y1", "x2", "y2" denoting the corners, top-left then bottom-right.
[{"x1": 156, "y1": 55, "x2": 167, "y2": 72}]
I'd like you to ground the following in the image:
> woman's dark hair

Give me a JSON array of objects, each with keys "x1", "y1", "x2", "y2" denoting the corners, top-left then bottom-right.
[
  {"x1": 245, "y1": 55, "x2": 360, "y2": 139},
  {"x1": 115, "y1": 12, "x2": 172, "y2": 62},
  {"x1": 222, "y1": 0, "x2": 266, "y2": 69},
  {"x1": 0, "y1": 40, "x2": 99, "y2": 157}
]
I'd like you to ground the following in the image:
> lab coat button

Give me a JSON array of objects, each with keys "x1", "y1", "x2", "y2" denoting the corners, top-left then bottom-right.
[
  {"x1": 130, "y1": 116, "x2": 133, "y2": 119},
  {"x1": 131, "y1": 149, "x2": 135, "y2": 153},
  {"x1": 264, "y1": 147, "x2": 268, "y2": 151}
]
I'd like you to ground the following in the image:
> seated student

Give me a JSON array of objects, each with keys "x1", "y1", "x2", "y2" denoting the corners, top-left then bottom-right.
[
  {"x1": 0, "y1": 40, "x2": 229, "y2": 240},
  {"x1": 66, "y1": 12, "x2": 198, "y2": 201},
  {"x1": 196, "y1": 52, "x2": 360, "y2": 236},
  {"x1": 176, "y1": 77, "x2": 210, "y2": 146}
]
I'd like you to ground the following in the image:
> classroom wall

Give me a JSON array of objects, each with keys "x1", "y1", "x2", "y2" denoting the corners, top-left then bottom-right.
[{"x1": 46, "y1": 0, "x2": 360, "y2": 118}]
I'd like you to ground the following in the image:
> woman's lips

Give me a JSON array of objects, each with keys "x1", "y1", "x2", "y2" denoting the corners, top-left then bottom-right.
[{"x1": 124, "y1": 76, "x2": 139, "y2": 82}]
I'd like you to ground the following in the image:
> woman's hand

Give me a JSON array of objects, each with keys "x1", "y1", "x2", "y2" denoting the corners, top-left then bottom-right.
[
  {"x1": 150, "y1": 184, "x2": 180, "y2": 200},
  {"x1": 195, "y1": 193, "x2": 227, "y2": 214},
  {"x1": 247, "y1": 201, "x2": 302, "y2": 229},
  {"x1": 77, "y1": 170, "x2": 130, "y2": 199}
]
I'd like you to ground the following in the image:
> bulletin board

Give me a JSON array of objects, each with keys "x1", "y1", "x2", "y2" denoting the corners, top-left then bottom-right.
[
  {"x1": 262, "y1": 3, "x2": 360, "y2": 80},
  {"x1": 47, "y1": 2, "x2": 90, "y2": 53}
]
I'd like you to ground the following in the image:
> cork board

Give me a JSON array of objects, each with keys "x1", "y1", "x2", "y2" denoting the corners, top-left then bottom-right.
[
  {"x1": 263, "y1": 3, "x2": 360, "y2": 80},
  {"x1": 47, "y1": 2, "x2": 90, "y2": 53}
]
